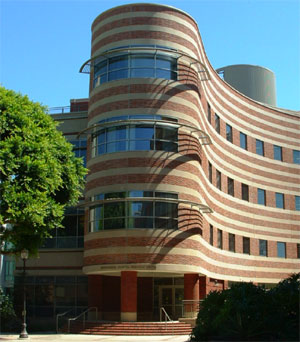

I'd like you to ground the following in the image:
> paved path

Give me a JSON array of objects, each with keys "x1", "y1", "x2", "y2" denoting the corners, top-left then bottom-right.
[{"x1": 0, "y1": 334, "x2": 190, "y2": 342}]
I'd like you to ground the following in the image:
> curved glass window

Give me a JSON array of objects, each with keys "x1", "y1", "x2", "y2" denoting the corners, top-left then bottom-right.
[
  {"x1": 89, "y1": 191, "x2": 178, "y2": 231},
  {"x1": 93, "y1": 50, "x2": 177, "y2": 87},
  {"x1": 92, "y1": 115, "x2": 178, "y2": 156}
]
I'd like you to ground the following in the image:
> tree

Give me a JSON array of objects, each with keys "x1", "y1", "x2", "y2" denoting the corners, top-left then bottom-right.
[
  {"x1": 0, "y1": 86, "x2": 87, "y2": 255},
  {"x1": 191, "y1": 273, "x2": 300, "y2": 341}
]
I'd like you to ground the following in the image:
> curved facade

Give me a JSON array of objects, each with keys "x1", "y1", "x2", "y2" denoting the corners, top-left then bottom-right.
[{"x1": 77, "y1": 3, "x2": 300, "y2": 322}]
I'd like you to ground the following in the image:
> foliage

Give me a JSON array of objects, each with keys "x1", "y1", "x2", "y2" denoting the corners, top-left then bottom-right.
[
  {"x1": 0, "y1": 287, "x2": 16, "y2": 319},
  {"x1": 191, "y1": 273, "x2": 300, "y2": 341},
  {"x1": 0, "y1": 86, "x2": 87, "y2": 255}
]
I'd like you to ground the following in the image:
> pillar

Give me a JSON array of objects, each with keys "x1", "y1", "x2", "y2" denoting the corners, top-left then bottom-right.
[
  {"x1": 88, "y1": 275, "x2": 103, "y2": 319},
  {"x1": 184, "y1": 273, "x2": 199, "y2": 318},
  {"x1": 121, "y1": 271, "x2": 137, "y2": 321},
  {"x1": 199, "y1": 276, "x2": 207, "y2": 300}
]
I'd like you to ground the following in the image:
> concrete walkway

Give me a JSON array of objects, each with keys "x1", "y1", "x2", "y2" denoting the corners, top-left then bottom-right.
[{"x1": 0, "y1": 334, "x2": 190, "y2": 342}]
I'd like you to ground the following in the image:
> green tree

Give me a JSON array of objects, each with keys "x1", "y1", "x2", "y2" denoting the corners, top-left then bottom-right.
[
  {"x1": 191, "y1": 273, "x2": 300, "y2": 341},
  {"x1": 0, "y1": 86, "x2": 87, "y2": 255}
]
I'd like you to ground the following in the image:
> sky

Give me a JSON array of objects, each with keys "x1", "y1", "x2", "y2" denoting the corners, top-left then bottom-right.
[{"x1": 1, "y1": 0, "x2": 299, "y2": 111}]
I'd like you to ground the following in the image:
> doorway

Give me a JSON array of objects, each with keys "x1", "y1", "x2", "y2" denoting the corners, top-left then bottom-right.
[{"x1": 159, "y1": 285, "x2": 184, "y2": 320}]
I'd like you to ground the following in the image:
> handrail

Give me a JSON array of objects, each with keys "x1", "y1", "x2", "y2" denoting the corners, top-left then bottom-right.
[
  {"x1": 181, "y1": 299, "x2": 203, "y2": 318},
  {"x1": 67, "y1": 307, "x2": 98, "y2": 333},
  {"x1": 56, "y1": 309, "x2": 72, "y2": 333},
  {"x1": 160, "y1": 307, "x2": 174, "y2": 335}
]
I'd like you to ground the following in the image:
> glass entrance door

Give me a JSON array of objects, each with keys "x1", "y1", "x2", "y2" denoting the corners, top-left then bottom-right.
[{"x1": 159, "y1": 285, "x2": 184, "y2": 320}]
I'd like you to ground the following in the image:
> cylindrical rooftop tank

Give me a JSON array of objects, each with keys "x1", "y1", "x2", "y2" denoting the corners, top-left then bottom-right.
[{"x1": 216, "y1": 64, "x2": 276, "y2": 106}]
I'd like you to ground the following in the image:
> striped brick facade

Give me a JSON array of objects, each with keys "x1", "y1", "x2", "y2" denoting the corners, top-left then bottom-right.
[{"x1": 18, "y1": 3, "x2": 299, "y2": 324}]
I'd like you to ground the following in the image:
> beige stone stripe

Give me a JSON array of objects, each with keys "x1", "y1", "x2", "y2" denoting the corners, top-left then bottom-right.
[
  {"x1": 83, "y1": 246, "x2": 299, "y2": 274},
  {"x1": 203, "y1": 85, "x2": 300, "y2": 139}
]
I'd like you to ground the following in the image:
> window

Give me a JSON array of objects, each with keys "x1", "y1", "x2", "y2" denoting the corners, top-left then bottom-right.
[
  {"x1": 215, "y1": 114, "x2": 220, "y2": 134},
  {"x1": 217, "y1": 229, "x2": 223, "y2": 249},
  {"x1": 277, "y1": 242, "x2": 286, "y2": 258},
  {"x1": 229, "y1": 233, "x2": 235, "y2": 252},
  {"x1": 89, "y1": 191, "x2": 178, "y2": 231},
  {"x1": 209, "y1": 225, "x2": 213, "y2": 245},
  {"x1": 275, "y1": 193, "x2": 284, "y2": 209},
  {"x1": 92, "y1": 115, "x2": 178, "y2": 156},
  {"x1": 207, "y1": 102, "x2": 211, "y2": 123},
  {"x1": 226, "y1": 124, "x2": 233, "y2": 143},
  {"x1": 295, "y1": 196, "x2": 300, "y2": 211},
  {"x1": 243, "y1": 237, "x2": 250, "y2": 254},
  {"x1": 256, "y1": 139, "x2": 264, "y2": 156},
  {"x1": 257, "y1": 189, "x2": 266, "y2": 206},
  {"x1": 216, "y1": 170, "x2": 221, "y2": 190},
  {"x1": 293, "y1": 150, "x2": 300, "y2": 164},
  {"x1": 273, "y1": 145, "x2": 282, "y2": 161},
  {"x1": 93, "y1": 49, "x2": 177, "y2": 87},
  {"x1": 70, "y1": 139, "x2": 87, "y2": 167},
  {"x1": 208, "y1": 162, "x2": 212, "y2": 183},
  {"x1": 241, "y1": 184, "x2": 249, "y2": 201},
  {"x1": 227, "y1": 177, "x2": 234, "y2": 196},
  {"x1": 297, "y1": 244, "x2": 300, "y2": 259},
  {"x1": 240, "y1": 132, "x2": 247, "y2": 150},
  {"x1": 259, "y1": 240, "x2": 268, "y2": 256}
]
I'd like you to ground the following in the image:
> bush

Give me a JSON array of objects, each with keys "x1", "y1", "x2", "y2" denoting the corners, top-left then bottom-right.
[{"x1": 191, "y1": 273, "x2": 300, "y2": 341}]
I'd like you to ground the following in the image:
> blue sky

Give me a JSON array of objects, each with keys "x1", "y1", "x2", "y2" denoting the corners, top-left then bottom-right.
[{"x1": 1, "y1": 0, "x2": 299, "y2": 111}]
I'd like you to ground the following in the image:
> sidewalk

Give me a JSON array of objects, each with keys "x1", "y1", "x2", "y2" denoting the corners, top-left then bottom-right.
[{"x1": 0, "y1": 334, "x2": 190, "y2": 342}]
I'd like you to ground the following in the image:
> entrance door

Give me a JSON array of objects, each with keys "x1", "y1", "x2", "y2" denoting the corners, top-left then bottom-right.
[{"x1": 159, "y1": 286, "x2": 184, "y2": 320}]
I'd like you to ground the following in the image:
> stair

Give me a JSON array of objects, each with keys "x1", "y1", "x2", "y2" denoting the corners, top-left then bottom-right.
[{"x1": 68, "y1": 321, "x2": 193, "y2": 335}]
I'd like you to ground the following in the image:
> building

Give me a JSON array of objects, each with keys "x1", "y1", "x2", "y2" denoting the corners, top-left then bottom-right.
[{"x1": 14, "y1": 3, "x2": 300, "y2": 328}]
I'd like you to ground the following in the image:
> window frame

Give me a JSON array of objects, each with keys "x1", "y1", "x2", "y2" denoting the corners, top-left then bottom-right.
[
  {"x1": 217, "y1": 229, "x2": 223, "y2": 249},
  {"x1": 273, "y1": 145, "x2": 282, "y2": 161},
  {"x1": 215, "y1": 114, "x2": 220, "y2": 134},
  {"x1": 226, "y1": 124, "x2": 233, "y2": 143},
  {"x1": 256, "y1": 139, "x2": 264, "y2": 156},
  {"x1": 243, "y1": 237, "x2": 250, "y2": 254},
  {"x1": 275, "y1": 192, "x2": 285, "y2": 209},
  {"x1": 216, "y1": 170, "x2": 222, "y2": 190},
  {"x1": 229, "y1": 233, "x2": 235, "y2": 252},
  {"x1": 277, "y1": 242, "x2": 286, "y2": 258},
  {"x1": 227, "y1": 177, "x2": 234, "y2": 196},
  {"x1": 259, "y1": 239, "x2": 268, "y2": 257},
  {"x1": 257, "y1": 188, "x2": 266, "y2": 206},
  {"x1": 241, "y1": 183, "x2": 249, "y2": 201},
  {"x1": 240, "y1": 132, "x2": 247, "y2": 150}
]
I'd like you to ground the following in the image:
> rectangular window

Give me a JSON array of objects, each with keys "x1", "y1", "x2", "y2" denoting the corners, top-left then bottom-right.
[
  {"x1": 297, "y1": 244, "x2": 300, "y2": 259},
  {"x1": 228, "y1": 177, "x2": 234, "y2": 196},
  {"x1": 210, "y1": 225, "x2": 213, "y2": 246},
  {"x1": 256, "y1": 139, "x2": 264, "y2": 156},
  {"x1": 207, "y1": 102, "x2": 211, "y2": 123},
  {"x1": 295, "y1": 196, "x2": 300, "y2": 211},
  {"x1": 243, "y1": 237, "x2": 250, "y2": 254},
  {"x1": 259, "y1": 240, "x2": 268, "y2": 256},
  {"x1": 274, "y1": 145, "x2": 282, "y2": 161},
  {"x1": 229, "y1": 233, "x2": 235, "y2": 252},
  {"x1": 215, "y1": 114, "x2": 220, "y2": 134},
  {"x1": 293, "y1": 150, "x2": 300, "y2": 164},
  {"x1": 216, "y1": 170, "x2": 222, "y2": 190},
  {"x1": 257, "y1": 188, "x2": 266, "y2": 205},
  {"x1": 208, "y1": 162, "x2": 212, "y2": 183},
  {"x1": 217, "y1": 229, "x2": 223, "y2": 249},
  {"x1": 275, "y1": 193, "x2": 284, "y2": 209},
  {"x1": 240, "y1": 132, "x2": 247, "y2": 150},
  {"x1": 226, "y1": 124, "x2": 233, "y2": 143},
  {"x1": 277, "y1": 242, "x2": 286, "y2": 258},
  {"x1": 241, "y1": 184, "x2": 249, "y2": 201}
]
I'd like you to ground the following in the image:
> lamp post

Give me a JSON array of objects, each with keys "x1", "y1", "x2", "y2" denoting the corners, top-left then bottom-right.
[{"x1": 19, "y1": 249, "x2": 29, "y2": 339}]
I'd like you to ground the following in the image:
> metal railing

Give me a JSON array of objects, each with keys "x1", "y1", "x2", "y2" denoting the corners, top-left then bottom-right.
[
  {"x1": 160, "y1": 307, "x2": 174, "y2": 335},
  {"x1": 48, "y1": 106, "x2": 71, "y2": 114},
  {"x1": 67, "y1": 307, "x2": 98, "y2": 333},
  {"x1": 181, "y1": 300, "x2": 203, "y2": 318},
  {"x1": 56, "y1": 309, "x2": 72, "y2": 333}
]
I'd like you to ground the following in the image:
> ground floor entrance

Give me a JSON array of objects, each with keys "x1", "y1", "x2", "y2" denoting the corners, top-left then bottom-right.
[
  {"x1": 88, "y1": 272, "x2": 227, "y2": 322},
  {"x1": 159, "y1": 286, "x2": 184, "y2": 320}
]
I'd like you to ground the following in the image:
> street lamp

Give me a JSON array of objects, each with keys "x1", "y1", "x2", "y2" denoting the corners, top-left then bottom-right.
[{"x1": 19, "y1": 249, "x2": 29, "y2": 339}]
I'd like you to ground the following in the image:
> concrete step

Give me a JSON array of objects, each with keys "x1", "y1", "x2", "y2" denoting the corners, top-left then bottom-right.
[{"x1": 69, "y1": 321, "x2": 192, "y2": 335}]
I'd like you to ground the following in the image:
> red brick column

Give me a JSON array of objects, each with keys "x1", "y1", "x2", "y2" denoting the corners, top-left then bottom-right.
[
  {"x1": 88, "y1": 275, "x2": 103, "y2": 319},
  {"x1": 199, "y1": 276, "x2": 207, "y2": 300},
  {"x1": 184, "y1": 273, "x2": 199, "y2": 317},
  {"x1": 121, "y1": 271, "x2": 137, "y2": 321}
]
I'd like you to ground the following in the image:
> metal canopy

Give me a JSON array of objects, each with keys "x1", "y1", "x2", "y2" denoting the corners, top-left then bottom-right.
[
  {"x1": 79, "y1": 47, "x2": 210, "y2": 81},
  {"x1": 81, "y1": 196, "x2": 213, "y2": 214},
  {"x1": 77, "y1": 119, "x2": 211, "y2": 145}
]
